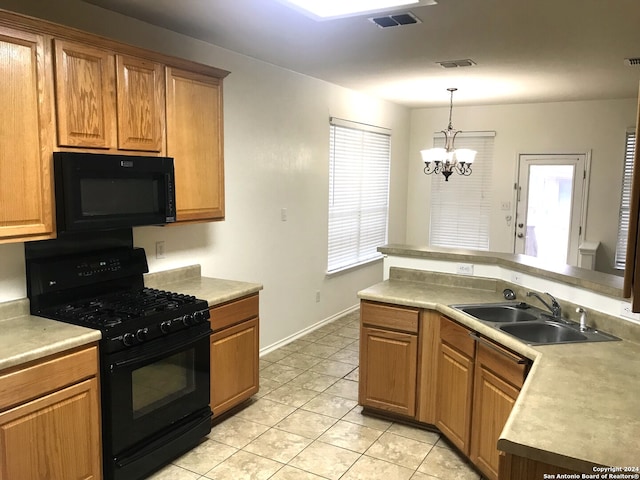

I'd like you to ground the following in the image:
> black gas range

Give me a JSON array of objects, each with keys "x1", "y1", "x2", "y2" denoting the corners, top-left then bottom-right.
[{"x1": 26, "y1": 230, "x2": 212, "y2": 480}]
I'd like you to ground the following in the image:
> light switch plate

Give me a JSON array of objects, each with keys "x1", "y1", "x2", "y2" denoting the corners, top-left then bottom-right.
[{"x1": 155, "y1": 241, "x2": 165, "y2": 259}]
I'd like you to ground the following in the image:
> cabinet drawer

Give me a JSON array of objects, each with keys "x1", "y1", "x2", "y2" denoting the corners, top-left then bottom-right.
[
  {"x1": 440, "y1": 316, "x2": 475, "y2": 358},
  {"x1": 0, "y1": 346, "x2": 98, "y2": 412},
  {"x1": 475, "y1": 337, "x2": 528, "y2": 389},
  {"x1": 210, "y1": 294, "x2": 259, "y2": 331},
  {"x1": 361, "y1": 301, "x2": 419, "y2": 333}
]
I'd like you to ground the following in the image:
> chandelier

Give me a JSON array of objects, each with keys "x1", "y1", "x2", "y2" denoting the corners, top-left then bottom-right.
[{"x1": 421, "y1": 88, "x2": 476, "y2": 181}]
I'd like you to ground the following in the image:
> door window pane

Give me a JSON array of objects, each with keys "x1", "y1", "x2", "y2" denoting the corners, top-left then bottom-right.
[{"x1": 525, "y1": 165, "x2": 574, "y2": 264}]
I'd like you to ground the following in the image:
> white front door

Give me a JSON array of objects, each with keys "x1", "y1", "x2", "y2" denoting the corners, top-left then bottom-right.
[{"x1": 514, "y1": 154, "x2": 587, "y2": 266}]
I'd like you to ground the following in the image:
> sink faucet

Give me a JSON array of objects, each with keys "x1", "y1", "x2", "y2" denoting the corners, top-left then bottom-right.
[
  {"x1": 526, "y1": 291, "x2": 562, "y2": 319},
  {"x1": 576, "y1": 307, "x2": 588, "y2": 332}
]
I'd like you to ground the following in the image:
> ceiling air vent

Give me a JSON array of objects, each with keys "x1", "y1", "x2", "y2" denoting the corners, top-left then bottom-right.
[
  {"x1": 624, "y1": 58, "x2": 640, "y2": 67},
  {"x1": 369, "y1": 12, "x2": 421, "y2": 28},
  {"x1": 437, "y1": 59, "x2": 477, "y2": 68}
]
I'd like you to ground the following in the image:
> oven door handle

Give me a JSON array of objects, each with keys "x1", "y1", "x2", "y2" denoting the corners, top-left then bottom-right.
[{"x1": 109, "y1": 329, "x2": 212, "y2": 372}]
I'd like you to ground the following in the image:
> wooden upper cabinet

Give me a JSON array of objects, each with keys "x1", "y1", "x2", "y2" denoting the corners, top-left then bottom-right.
[
  {"x1": 166, "y1": 67, "x2": 225, "y2": 222},
  {"x1": 54, "y1": 39, "x2": 116, "y2": 149},
  {"x1": 116, "y1": 54, "x2": 165, "y2": 151},
  {"x1": 0, "y1": 26, "x2": 54, "y2": 241}
]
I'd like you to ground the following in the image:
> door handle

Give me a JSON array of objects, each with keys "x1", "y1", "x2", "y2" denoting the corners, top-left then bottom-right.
[{"x1": 517, "y1": 233, "x2": 524, "y2": 238}]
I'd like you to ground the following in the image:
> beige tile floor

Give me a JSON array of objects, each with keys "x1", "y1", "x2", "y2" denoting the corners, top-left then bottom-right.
[{"x1": 148, "y1": 310, "x2": 481, "y2": 480}]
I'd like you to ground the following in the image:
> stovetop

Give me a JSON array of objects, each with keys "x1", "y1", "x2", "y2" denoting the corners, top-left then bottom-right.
[
  {"x1": 37, "y1": 287, "x2": 211, "y2": 354},
  {"x1": 26, "y1": 241, "x2": 212, "y2": 354},
  {"x1": 44, "y1": 288, "x2": 202, "y2": 329}
]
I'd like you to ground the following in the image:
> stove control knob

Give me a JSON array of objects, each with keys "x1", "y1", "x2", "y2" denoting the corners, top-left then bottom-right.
[
  {"x1": 160, "y1": 321, "x2": 172, "y2": 334},
  {"x1": 136, "y1": 328, "x2": 149, "y2": 342},
  {"x1": 122, "y1": 333, "x2": 136, "y2": 347},
  {"x1": 182, "y1": 313, "x2": 194, "y2": 326},
  {"x1": 194, "y1": 310, "x2": 206, "y2": 324}
]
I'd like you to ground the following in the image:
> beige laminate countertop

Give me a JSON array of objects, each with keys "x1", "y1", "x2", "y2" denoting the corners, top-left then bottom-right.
[
  {"x1": 380, "y1": 243, "x2": 624, "y2": 298},
  {"x1": 144, "y1": 266, "x2": 263, "y2": 307},
  {"x1": 358, "y1": 278, "x2": 640, "y2": 472},
  {"x1": 0, "y1": 300, "x2": 101, "y2": 372},
  {"x1": 0, "y1": 266, "x2": 263, "y2": 373}
]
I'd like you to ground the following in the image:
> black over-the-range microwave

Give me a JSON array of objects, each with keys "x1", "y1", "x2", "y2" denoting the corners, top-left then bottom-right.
[{"x1": 53, "y1": 151, "x2": 176, "y2": 233}]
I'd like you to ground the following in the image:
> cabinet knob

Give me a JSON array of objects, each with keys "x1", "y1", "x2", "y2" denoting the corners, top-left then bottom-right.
[{"x1": 517, "y1": 233, "x2": 524, "y2": 238}]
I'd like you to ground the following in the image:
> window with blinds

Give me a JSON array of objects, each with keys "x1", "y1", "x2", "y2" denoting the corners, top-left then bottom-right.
[
  {"x1": 327, "y1": 118, "x2": 391, "y2": 273},
  {"x1": 429, "y1": 132, "x2": 495, "y2": 250},
  {"x1": 615, "y1": 130, "x2": 636, "y2": 270}
]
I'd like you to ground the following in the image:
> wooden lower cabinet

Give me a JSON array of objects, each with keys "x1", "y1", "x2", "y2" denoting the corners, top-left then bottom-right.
[
  {"x1": 435, "y1": 316, "x2": 475, "y2": 455},
  {"x1": 359, "y1": 306, "x2": 542, "y2": 479},
  {"x1": 499, "y1": 452, "x2": 582, "y2": 479},
  {"x1": 0, "y1": 346, "x2": 101, "y2": 480},
  {"x1": 210, "y1": 294, "x2": 260, "y2": 418},
  {"x1": 360, "y1": 326, "x2": 417, "y2": 416},
  {"x1": 359, "y1": 301, "x2": 420, "y2": 418},
  {"x1": 470, "y1": 337, "x2": 528, "y2": 480}
]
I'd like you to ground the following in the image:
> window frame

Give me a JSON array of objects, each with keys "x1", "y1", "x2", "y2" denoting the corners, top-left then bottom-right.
[
  {"x1": 327, "y1": 117, "x2": 391, "y2": 274},
  {"x1": 428, "y1": 131, "x2": 495, "y2": 251},
  {"x1": 615, "y1": 129, "x2": 637, "y2": 270}
]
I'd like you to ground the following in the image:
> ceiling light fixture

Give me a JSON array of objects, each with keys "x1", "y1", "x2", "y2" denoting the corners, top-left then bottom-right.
[
  {"x1": 279, "y1": 0, "x2": 436, "y2": 20},
  {"x1": 421, "y1": 88, "x2": 476, "y2": 181}
]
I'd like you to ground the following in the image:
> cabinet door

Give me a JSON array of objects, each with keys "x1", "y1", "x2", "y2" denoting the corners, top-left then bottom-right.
[
  {"x1": 211, "y1": 317, "x2": 259, "y2": 417},
  {"x1": 471, "y1": 340, "x2": 527, "y2": 480},
  {"x1": 499, "y1": 452, "x2": 581, "y2": 480},
  {"x1": 0, "y1": 378, "x2": 101, "y2": 480},
  {"x1": 54, "y1": 39, "x2": 115, "y2": 148},
  {"x1": 0, "y1": 26, "x2": 54, "y2": 241},
  {"x1": 116, "y1": 54, "x2": 165, "y2": 152},
  {"x1": 359, "y1": 326, "x2": 417, "y2": 417},
  {"x1": 166, "y1": 67, "x2": 224, "y2": 222},
  {"x1": 435, "y1": 342, "x2": 474, "y2": 454}
]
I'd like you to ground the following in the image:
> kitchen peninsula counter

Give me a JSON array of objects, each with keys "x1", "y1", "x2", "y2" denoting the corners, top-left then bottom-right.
[
  {"x1": 0, "y1": 266, "x2": 262, "y2": 372},
  {"x1": 358, "y1": 269, "x2": 640, "y2": 472},
  {"x1": 380, "y1": 243, "x2": 624, "y2": 298}
]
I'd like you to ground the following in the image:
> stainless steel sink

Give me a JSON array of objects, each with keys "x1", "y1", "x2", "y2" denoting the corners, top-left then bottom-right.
[
  {"x1": 499, "y1": 321, "x2": 587, "y2": 344},
  {"x1": 450, "y1": 302, "x2": 620, "y2": 345},
  {"x1": 454, "y1": 303, "x2": 540, "y2": 323}
]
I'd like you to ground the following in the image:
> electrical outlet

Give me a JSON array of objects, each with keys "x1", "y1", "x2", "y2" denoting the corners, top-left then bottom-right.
[
  {"x1": 620, "y1": 301, "x2": 640, "y2": 323},
  {"x1": 315, "y1": 290, "x2": 321, "y2": 303},
  {"x1": 456, "y1": 263, "x2": 474, "y2": 275},
  {"x1": 511, "y1": 272, "x2": 523, "y2": 284},
  {"x1": 281, "y1": 208, "x2": 288, "y2": 222},
  {"x1": 155, "y1": 241, "x2": 165, "y2": 259}
]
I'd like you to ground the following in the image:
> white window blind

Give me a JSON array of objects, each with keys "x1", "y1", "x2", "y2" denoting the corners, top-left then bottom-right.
[
  {"x1": 429, "y1": 132, "x2": 495, "y2": 250},
  {"x1": 615, "y1": 130, "x2": 636, "y2": 270},
  {"x1": 328, "y1": 118, "x2": 390, "y2": 273}
]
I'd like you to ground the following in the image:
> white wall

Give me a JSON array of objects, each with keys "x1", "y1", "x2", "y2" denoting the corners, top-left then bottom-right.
[
  {"x1": 0, "y1": 0, "x2": 410, "y2": 348},
  {"x1": 407, "y1": 99, "x2": 637, "y2": 275}
]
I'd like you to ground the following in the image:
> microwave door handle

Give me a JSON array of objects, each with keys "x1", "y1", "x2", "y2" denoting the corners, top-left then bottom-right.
[{"x1": 109, "y1": 329, "x2": 212, "y2": 372}]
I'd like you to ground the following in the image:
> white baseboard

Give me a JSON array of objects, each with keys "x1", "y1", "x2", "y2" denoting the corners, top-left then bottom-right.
[{"x1": 259, "y1": 304, "x2": 359, "y2": 356}]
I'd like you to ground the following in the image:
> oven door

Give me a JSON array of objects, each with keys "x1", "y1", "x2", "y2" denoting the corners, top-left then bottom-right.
[{"x1": 102, "y1": 324, "x2": 211, "y2": 456}]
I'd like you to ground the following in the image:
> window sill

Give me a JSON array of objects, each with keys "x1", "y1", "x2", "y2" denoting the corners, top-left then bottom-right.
[{"x1": 326, "y1": 255, "x2": 384, "y2": 277}]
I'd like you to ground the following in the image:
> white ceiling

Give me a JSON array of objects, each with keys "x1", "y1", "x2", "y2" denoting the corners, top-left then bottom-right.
[{"x1": 82, "y1": 0, "x2": 640, "y2": 108}]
